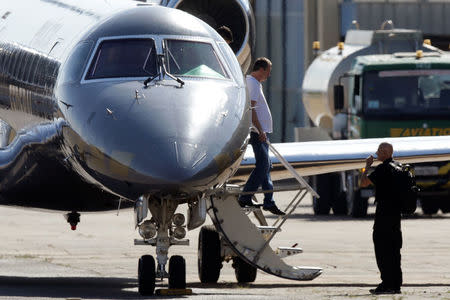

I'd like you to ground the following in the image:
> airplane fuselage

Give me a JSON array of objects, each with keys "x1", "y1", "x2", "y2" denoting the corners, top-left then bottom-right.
[{"x1": 0, "y1": 1, "x2": 250, "y2": 210}]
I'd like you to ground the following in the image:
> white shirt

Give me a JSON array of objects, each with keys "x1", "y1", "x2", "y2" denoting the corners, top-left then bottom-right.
[{"x1": 246, "y1": 75, "x2": 273, "y2": 133}]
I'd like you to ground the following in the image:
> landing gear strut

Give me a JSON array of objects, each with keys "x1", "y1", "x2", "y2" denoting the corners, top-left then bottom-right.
[{"x1": 135, "y1": 196, "x2": 189, "y2": 295}]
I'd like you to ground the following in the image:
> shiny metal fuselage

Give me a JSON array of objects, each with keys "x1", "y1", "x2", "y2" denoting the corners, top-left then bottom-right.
[{"x1": 0, "y1": 1, "x2": 250, "y2": 210}]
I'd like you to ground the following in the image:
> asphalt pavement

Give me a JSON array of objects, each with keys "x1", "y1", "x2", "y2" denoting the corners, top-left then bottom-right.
[{"x1": 0, "y1": 191, "x2": 448, "y2": 299}]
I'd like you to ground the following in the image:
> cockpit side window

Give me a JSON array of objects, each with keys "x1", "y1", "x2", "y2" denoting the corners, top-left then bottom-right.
[
  {"x1": 217, "y1": 42, "x2": 244, "y2": 85},
  {"x1": 85, "y1": 39, "x2": 156, "y2": 80},
  {"x1": 165, "y1": 40, "x2": 227, "y2": 79}
]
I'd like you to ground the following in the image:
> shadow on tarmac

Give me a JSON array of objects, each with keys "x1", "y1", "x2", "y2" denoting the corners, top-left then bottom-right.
[
  {"x1": 0, "y1": 276, "x2": 448, "y2": 299},
  {"x1": 0, "y1": 276, "x2": 140, "y2": 299},
  {"x1": 190, "y1": 282, "x2": 450, "y2": 289}
]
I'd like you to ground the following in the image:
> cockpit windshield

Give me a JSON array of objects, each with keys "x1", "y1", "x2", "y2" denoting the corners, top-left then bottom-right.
[
  {"x1": 85, "y1": 39, "x2": 157, "y2": 79},
  {"x1": 165, "y1": 39, "x2": 227, "y2": 79}
]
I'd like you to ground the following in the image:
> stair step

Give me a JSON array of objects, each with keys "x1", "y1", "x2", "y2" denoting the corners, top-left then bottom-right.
[
  {"x1": 257, "y1": 226, "x2": 281, "y2": 240},
  {"x1": 276, "y1": 246, "x2": 303, "y2": 258},
  {"x1": 241, "y1": 206, "x2": 262, "y2": 213}
]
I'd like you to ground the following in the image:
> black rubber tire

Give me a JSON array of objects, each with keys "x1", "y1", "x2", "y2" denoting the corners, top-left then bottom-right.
[
  {"x1": 331, "y1": 173, "x2": 348, "y2": 215},
  {"x1": 332, "y1": 191, "x2": 348, "y2": 215},
  {"x1": 198, "y1": 225, "x2": 222, "y2": 283},
  {"x1": 233, "y1": 256, "x2": 257, "y2": 283},
  {"x1": 420, "y1": 198, "x2": 439, "y2": 215},
  {"x1": 313, "y1": 174, "x2": 331, "y2": 215},
  {"x1": 314, "y1": 173, "x2": 349, "y2": 215},
  {"x1": 351, "y1": 190, "x2": 368, "y2": 218},
  {"x1": 169, "y1": 255, "x2": 186, "y2": 289},
  {"x1": 440, "y1": 198, "x2": 450, "y2": 213},
  {"x1": 138, "y1": 255, "x2": 156, "y2": 296}
]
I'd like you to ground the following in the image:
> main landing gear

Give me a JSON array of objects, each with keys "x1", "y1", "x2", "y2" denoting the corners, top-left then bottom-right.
[
  {"x1": 198, "y1": 223, "x2": 257, "y2": 284},
  {"x1": 198, "y1": 225, "x2": 222, "y2": 283},
  {"x1": 134, "y1": 196, "x2": 190, "y2": 296}
]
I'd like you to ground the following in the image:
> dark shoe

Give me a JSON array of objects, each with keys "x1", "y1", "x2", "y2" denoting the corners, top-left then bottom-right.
[
  {"x1": 263, "y1": 205, "x2": 285, "y2": 216},
  {"x1": 369, "y1": 284, "x2": 400, "y2": 295},
  {"x1": 238, "y1": 200, "x2": 262, "y2": 208}
]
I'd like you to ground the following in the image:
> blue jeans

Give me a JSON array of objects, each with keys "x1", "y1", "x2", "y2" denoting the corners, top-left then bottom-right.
[{"x1": 239, "y1": 132, "x2": 275, "y2": 208}]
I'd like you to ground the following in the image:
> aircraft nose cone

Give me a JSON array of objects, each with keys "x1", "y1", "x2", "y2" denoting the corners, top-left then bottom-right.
[
  {"x1": 96, "y1": 136, "x2": 215, "y2": 197},
  {"x1": 141, "y1": 139, "x2": 209, "y2": 183}
]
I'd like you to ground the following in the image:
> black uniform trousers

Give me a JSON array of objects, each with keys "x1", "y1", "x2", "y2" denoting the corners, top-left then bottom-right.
[{"x1": 373, "y1": 228, "x2": 403, "y2": 289}]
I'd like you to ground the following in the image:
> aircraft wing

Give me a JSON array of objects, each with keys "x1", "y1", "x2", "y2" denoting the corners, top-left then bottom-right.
[{"x1": 230, "y1": 135, "x2": 450, "y2": 185}]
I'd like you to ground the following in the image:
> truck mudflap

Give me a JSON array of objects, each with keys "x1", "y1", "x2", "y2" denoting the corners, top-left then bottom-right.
[{"x1": 207, "y1": 193, "x2": 322, "y2": 280}]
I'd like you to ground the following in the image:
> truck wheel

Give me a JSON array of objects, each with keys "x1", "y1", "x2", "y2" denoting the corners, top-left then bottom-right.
[
  {"x1": 420, "y1": 198, "x2": 439, "y2": 215},
  {"x1": 331, "y1": 172, "x2": 348, "y2": 215},
  {"x1": 351, "y1": 190, "x2": 368, "y2": 218},
  {"x1": 313, "y1": 196, "x2": 331, "y2": 215},
  {"x1": 332, "y1": 191, "x2": 348, "y2": 215},
  {"x1": 439, "y1": 197, "x2": 450, "y2": 213},
  {"x1": 313, "y1": 174, "x2": 331, "y2": 215}
]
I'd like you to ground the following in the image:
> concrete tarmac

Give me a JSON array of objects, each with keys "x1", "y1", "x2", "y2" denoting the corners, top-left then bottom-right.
[{"x1": 0, "y1": 192, "x2": 449, "y2": 299}]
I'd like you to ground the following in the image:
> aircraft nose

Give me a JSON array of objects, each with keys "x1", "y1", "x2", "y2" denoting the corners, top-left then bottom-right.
[
  {"x1": 75, "y1": 81, "x2": 247, "y2": 197},
  {"x1": 90, "y1": 128, "x2": 216, "y2": 197}
]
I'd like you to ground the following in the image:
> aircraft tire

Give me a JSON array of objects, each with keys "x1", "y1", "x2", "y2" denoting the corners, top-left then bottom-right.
[
  {"x1": 198, "y1": 225, "x2": 222, "y2": 283},
  {"x1": 169, "y1": 255, "x2": 186, "y2": 289},
  {"x1": 138, "y1": 254, "x2": 156, "y2": 296},
  {"x1": 420, "y1": 198, "x2": 439, "y2": 215},
  {"x1": 233, "y1": 256, "x2": 257, "y2": 283}
]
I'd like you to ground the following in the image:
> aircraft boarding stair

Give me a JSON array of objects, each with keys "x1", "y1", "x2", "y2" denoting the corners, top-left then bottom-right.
[{"x1": 200, "y1": 142, "x2": 323, "y2": 282}]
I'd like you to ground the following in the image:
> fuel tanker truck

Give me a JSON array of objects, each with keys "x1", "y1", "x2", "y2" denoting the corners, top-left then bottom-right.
[{"x1": 301, "y1": 24, "x2": 450, "y2": 217}]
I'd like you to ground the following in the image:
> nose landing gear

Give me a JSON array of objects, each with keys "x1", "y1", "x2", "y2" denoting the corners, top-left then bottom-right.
[
  {"x1": 138, "y1": 253, "x2": 189, "y2": 295},
  {"x1": 134, "y1": 196, "x2": 191, "y2": 295}
]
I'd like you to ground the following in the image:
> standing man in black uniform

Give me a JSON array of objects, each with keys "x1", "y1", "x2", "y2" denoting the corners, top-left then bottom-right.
[{"x1": 361, "y1": 142, "x2": 402, "y2": 295}]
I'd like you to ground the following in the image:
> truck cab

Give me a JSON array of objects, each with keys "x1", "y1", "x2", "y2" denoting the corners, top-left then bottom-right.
[
  {"x1": 347, "y1": 52, "x2": 450, "y2": 214},
  {"x1": 302, "y1": 26, "x2": 450, "y2": 216}
]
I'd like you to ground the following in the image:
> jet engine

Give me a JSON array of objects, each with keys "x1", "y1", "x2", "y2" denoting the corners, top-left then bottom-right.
[{"x1": 166, "y1": 0, "x2": 255, "y2": 73}]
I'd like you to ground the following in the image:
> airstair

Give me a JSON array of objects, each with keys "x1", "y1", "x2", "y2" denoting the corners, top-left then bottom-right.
[{"x1": 200, "y1": 141, "x2": 323, "y2": 282}]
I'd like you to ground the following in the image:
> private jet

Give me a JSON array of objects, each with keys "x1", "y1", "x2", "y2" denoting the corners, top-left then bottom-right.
[{"x1": 1, "y1": 0, "x2": 449, "y2": 296}]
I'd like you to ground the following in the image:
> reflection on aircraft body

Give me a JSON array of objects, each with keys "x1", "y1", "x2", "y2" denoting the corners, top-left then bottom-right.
[{"x1": 1, "y1": 0, "x2": 450, "y2": 296}]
